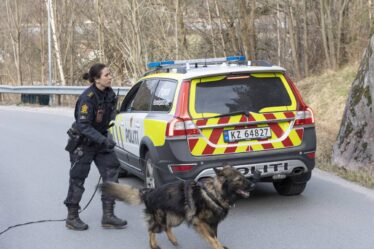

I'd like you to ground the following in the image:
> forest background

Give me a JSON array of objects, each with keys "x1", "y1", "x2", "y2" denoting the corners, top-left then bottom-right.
[{"x1": 0, "y1": 0, "x2": 371, "y2": 86}]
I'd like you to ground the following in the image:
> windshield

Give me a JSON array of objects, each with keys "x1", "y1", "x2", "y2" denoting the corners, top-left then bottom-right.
[{"x1": 194, "y1": 75, "x2": 292, "y2": 114}]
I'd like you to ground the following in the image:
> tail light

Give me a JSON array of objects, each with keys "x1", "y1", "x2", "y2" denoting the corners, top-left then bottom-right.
[
  {"x1": 284, "y1": 74, "x2": 315, "y2": 126},
  {"x1": 166, "y1": 118, "x2": 199, "y2": 137},
  {"x1": 305, "y1": 151, "x2": 316, "y2": 159},
  {"x1": 174, "y1": 80, "x2": 191, "y2": 119},
  {"x1": 295, "y1": 107, "x2": 315, "y2": 126},
  {"x1": 166, "y1": 80, "x2": 199, "y2": 137}
]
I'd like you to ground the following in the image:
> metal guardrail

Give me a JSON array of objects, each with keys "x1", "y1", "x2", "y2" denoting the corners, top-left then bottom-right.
[{"x1": 0, "y1": 85, "x2": 130, "y2": 96}]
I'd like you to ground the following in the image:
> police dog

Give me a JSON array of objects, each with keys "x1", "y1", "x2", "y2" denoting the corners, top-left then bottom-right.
[{"x1": 102, "y1": 165, "x2": 260, "y2": 249}]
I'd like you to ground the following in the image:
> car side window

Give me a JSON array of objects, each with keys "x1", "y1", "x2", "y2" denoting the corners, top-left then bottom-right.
[
  {"x1": 130, "y1": 79, "x2": 158, "y2": 112},
  {"x1": 119, "y1": 82, "x2": 141, "y2": 113},
  {"x1": 151, "y1": 80, "x2": 177, "y2": 112}
]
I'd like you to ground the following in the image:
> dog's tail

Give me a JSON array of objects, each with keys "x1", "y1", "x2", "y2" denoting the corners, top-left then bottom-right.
[{"x1": 101, "y1": 182, "x2": 143, "y2": 205}]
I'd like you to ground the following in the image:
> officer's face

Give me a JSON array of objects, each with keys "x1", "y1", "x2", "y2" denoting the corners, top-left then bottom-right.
[{"x1": 96, "y1": 67, "x2": 112, "y2": 90}]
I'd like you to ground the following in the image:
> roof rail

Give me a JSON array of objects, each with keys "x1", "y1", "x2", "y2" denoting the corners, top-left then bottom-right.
[{"x1": 142, "y1": 67, "x2": 187, "y2": 77}]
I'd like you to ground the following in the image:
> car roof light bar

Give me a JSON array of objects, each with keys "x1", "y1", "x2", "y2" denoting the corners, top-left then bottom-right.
[
  {"x1": 147, "y1": 60, "x2": 175, "y2": 68},
  {"x1": 147, "y1": 56, "x2": 247, "y2": 69}
]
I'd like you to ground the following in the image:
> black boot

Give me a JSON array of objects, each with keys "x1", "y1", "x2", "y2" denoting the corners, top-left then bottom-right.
[
  {"x1": 66, "y1": 206, "x2": 88, "y2": 231},
  {"x1": 101, "y1": 201, "x2": 127, "y2": 229}
]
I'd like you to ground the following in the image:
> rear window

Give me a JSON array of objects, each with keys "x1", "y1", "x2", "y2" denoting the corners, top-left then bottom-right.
[{"x1": 194, "y1": 76, "x2": 292, "y2": 114}]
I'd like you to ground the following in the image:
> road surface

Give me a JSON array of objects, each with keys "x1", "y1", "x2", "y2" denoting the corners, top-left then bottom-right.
[{"x1": 1, "y1": 106, "x2": 374, "y2": 249}]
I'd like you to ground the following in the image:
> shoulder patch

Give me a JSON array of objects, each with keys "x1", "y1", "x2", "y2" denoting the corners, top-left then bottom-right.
[
  {"x1": 81, "y1": 104, "x2": 89, "y2": 114},
  {"x1": 87, "y1": 92, "x2": 94, "y2": 98}
]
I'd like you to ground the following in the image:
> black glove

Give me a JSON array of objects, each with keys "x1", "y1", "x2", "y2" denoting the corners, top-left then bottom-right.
[{"x1": 103, "y1": 138, "x2": 116, "y2": 149}]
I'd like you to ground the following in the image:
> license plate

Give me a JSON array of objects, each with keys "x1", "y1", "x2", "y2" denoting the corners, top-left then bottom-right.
[{"x1": 223, "y1": 127, "x2": 271, "y2": 142}]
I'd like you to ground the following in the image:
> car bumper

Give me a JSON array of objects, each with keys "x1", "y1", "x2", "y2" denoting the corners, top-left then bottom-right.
[{"x1": 152, "y1": 128, "x2": 316, "y2": 184}]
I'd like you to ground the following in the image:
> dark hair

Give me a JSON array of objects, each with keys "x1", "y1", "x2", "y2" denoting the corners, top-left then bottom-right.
[{"x1": 82, "y1": 63, "x2": 107, "y2": 83}]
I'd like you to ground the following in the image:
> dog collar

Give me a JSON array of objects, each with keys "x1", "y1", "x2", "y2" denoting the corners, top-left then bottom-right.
[{"x1": 197, "y1": 181, "x2": 230, "y2": 211}]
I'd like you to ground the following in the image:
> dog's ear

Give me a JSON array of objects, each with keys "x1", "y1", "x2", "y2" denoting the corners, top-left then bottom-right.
[
  {"x1": 222, "y1": 164, "x2": 232, "y2": 170},
  {"x1": 213, "y1": 167, "x2": 224, "y2": 176}
]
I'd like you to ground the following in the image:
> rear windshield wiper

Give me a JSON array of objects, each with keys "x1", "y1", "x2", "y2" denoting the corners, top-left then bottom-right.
[{"x1": 210, "y1": 110, "x2": 250, "y2": 119}]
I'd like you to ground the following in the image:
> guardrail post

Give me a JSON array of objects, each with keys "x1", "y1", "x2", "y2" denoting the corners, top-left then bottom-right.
[{"x1": 48, "y1": 94, "x2": 54, "y2": 106}]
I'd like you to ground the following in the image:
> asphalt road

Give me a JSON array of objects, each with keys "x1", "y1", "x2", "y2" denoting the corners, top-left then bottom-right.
[{"x1": 1, "y1": 106, "x2": 374, "y2": 249}]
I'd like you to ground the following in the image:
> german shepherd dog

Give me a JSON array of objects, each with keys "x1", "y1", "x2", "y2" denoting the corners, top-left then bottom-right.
[{"x1": 102, "y1": 165, "x2": 260, "y2": 249}]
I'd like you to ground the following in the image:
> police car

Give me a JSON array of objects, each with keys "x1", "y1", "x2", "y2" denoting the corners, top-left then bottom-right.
[{"x1": 109, "y1": 56, "x2": 316, "y2": 195}]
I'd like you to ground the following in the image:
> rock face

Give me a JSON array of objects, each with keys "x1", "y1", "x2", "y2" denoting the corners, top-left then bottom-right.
[{"x1": 332, "y1": 36, "x2": 374, "y2": 170}]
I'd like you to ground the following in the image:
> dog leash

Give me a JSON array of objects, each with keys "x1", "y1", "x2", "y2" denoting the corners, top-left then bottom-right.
[
  {"x1": 0, "y1": 156, "x2": 102, "y2": 236},
  {"x1": 1, "y1": 150, "x2": 215, "y2": 236},
  {"x1": 0, "y1": 151, "x2": 181, "y2": 236}
]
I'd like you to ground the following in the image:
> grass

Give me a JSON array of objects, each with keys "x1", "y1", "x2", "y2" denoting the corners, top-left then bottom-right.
[
  {"x1": 297, "y1": 62, "x2": 374, "y2": 189},
  {"x1": 320, "y1": 163, "x2": 374, "y2": 189}
]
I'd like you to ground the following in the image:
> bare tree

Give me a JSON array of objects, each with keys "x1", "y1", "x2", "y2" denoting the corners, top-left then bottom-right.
[
  {"x1": 206, "y1": 0, "x2": 216, "y2": 57},
  {"x1": 214, "y1": 0, "x2": 227, "y2": 57},
  {"x1": 286, "y1": 0, "x2": 301, "y2": 79},
  {"x1": 96, "y1": 0, "x2": 105, "y2": 63},
  {"x1": 319, "y1": 0, "x2": 332, "y2": 68},
  {"x1": 46, "y1": 0, "x2": 65, "y2": 85},
  {"x1": 336, "y1": 0, "x2": 350, "y2": 64},
  {"x1": 302, "y1": 0, "x2": 309, "y2": 77},
  {"x1": 238, "y1": 0, "x2": 257, "y2": 60},
  {"x1": 5, "y1": 0, "x2": 23, "y2": 85},
  {"x1": 276, "y1": 0, "x2": 282, "y2": 65}
]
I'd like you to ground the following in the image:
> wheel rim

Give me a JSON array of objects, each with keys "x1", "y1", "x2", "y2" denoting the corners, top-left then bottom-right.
[{"x1": 145, "y1": 159, "x2": 155, "y2": 188}]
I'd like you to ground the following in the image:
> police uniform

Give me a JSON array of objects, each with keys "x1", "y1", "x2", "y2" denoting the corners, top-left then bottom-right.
[{"x1": 64, "y1": 83, "x2": 127, "y2": 230}]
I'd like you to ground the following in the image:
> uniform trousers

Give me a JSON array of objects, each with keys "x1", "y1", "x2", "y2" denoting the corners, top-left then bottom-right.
[{"x1": 64, "y1": 145, "x2": 120, "y2": 208}]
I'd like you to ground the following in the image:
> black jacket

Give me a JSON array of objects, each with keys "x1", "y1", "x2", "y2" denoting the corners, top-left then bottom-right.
[{"x1": 74, "y1": 84, "x2": 117, "y2": 145}]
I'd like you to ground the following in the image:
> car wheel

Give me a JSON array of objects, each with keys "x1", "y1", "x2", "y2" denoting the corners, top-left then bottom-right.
[
  {"x1": 144, "y1": 152, "x2": 160, "y2": 188},
  {"x1": 273, "y1": 178, "x2": 307, "y2": 196}
]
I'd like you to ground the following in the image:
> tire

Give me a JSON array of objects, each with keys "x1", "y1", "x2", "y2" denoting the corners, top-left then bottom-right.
[
  {"x1": 143, "y1": 152, "x2": 161, "y2": 188},
  {"x1": 273, "y1": 178, "x2": 307, "y2": 196}
]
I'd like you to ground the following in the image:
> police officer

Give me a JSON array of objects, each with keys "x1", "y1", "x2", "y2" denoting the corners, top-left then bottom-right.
[{"x1": 64, "y1": 63, "x2": 127, "y2": 230}]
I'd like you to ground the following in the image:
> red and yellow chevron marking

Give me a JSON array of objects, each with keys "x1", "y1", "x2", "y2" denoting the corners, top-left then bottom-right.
[{"x1": 188, "y1": 111, "x2": 303, "y2": 156}]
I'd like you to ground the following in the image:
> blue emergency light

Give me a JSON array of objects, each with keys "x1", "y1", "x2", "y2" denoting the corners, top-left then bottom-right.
[
  {"x1": 147, "y1": 60, "x2": 175, "y2": 68},
  {"x1": 226, "y1": 56, "x2": 246, "y2": 62},
  {"x1": 147, "y1": 56, "x2": 246, "y2": 69}
]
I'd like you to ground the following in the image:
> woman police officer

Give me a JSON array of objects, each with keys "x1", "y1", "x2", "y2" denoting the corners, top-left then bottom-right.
[{"x1": 64, "y1": 63, "x2": 127, "y2": 230}]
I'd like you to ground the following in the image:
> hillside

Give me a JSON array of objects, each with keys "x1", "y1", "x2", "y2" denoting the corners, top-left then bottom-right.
[{"x1": 297, "y1": 62, "x2": 374, "y2": 188}]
